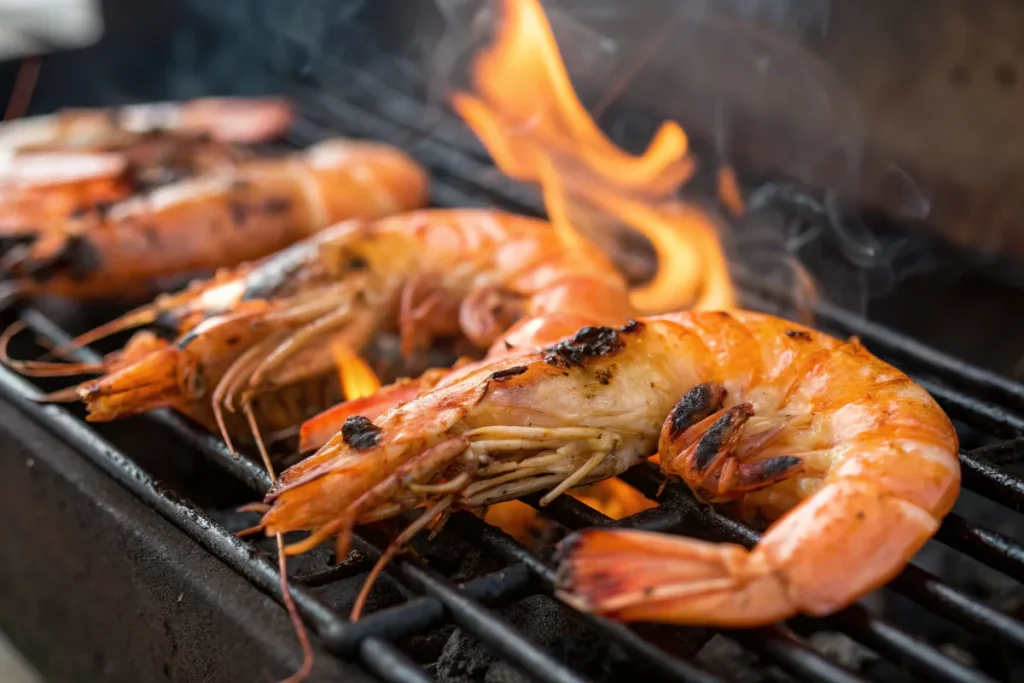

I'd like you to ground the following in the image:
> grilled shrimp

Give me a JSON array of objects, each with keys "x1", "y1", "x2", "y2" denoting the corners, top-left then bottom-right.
[
  {"x1": 0, "y1": 97, "x2": 294, "y2": 153},
  {"x1": 258, "y1": 310, "x2": 959, "y2": 624},
  {"x1": 0, "y1": 97, "x2": 296, "y2": 283},
  {"x1": 0, "y1": 138, "x2": 428, "y2": 300},
  {"x1": 545, "y1": 311, "x2": 959, "y2": 626},
  {"x1": 7, "y1": 209, "x2": 633, "y2": 456}
]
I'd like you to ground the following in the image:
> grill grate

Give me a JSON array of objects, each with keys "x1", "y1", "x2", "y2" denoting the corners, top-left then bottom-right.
[
  {"x1": 6, "y1": 282, "x2": 1024, "y2": 683},
  {"x1": 4, "y1": 91, "x2": 1024, "y2": 683}
]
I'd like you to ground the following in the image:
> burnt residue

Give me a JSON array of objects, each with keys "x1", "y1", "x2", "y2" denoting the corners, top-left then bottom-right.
[
  {"x1": 620, "y1": 319, "x2": 645, "y2": 334},
  {"x1": 693, "y1": 405, "x2": 752, "y2": 472},
  {"x1": 22, "y1": 235, "x2": 103, "y2": 283},
  {"x1": 60, "y1": 235, "x2": 104, "y2": 282},
  {"x1": 543, "y1": 326, "x2": 626, "y2": 370},
  {"x1": 757, "y1": 455, "x2": 803, "y2": 480},
  {"x1": 595, "y1": 368, "x2": 613, "y2": 385},
  {"x1": 785, "y1": 329, "x2": 812, "y2": 341},
  {"x1": 261, "y1": 197, "x2": 292, "y2": 215},
  {"x1": 228, "y1": 201, "x2": 250, "y2": 226},
  {"x1": 341, "y1": 416, "x2": 382, "y2": 450},
  {"x1": 489, "y1": 365, "x2": 528, "y2": 381},
  {"x1": 668, "y1": 383, "x2": 726, "y2": 440},
  {"x1": 346, "y1": 255, "x2": 369, "y2": 271}
]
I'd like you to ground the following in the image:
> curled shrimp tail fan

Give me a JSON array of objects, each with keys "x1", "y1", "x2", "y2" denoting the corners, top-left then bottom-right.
[{"x1": 555, "y1": 529, "x2": 796, "y2": 628}]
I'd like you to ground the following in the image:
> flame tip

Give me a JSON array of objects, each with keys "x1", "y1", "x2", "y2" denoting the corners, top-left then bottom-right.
[{"x1": 455, "y1": 0, "x2": 737, "y2": 314}]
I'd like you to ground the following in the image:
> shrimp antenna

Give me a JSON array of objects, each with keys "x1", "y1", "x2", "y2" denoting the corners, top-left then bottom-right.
[
  {"x1": 240, "y1": 427, "x2": 314, "y2": 683},
  {"x1": 350, "y1": 496, "x2": 454, "y2": 621},
  {"x1": 0, "y1": 320, "x2": 107, "y2": 377},
  {"x1": 275, "y1": 534, "x2": 314, "y2": 683},
  {"x1": 54, "y1": 303, "x2": 162, "y2": 354}
]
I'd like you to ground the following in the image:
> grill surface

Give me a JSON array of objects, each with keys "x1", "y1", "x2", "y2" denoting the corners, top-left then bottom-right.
[{"x1": 5, "y1": 5, "x2": 1024, "y2": 681}]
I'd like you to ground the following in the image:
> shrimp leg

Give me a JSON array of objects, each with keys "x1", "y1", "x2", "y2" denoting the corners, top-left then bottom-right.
[
  {"x1": 279, "y1": 437, "x2": 472, "y2": 558},
  {"x1": 659, "y1": 384, "x2": 803, "y2": 499}
]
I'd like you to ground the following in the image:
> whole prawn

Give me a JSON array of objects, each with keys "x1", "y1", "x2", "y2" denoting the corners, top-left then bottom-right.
[
  {"x1": 256, "y1": 309, "x2": 959, "y2": 624},
  {"x1": 0, "y1": 137, "x2": 428, "y2": 300},
  {"x1": 0, "y1": 97, "x2": 295, "y2": 230},
  {"x1": 0, "y1": 97, "x2": 295, "y2": 153},
  {"x1": 5, "y1": 208, "x2": 634, "y2": 461}
]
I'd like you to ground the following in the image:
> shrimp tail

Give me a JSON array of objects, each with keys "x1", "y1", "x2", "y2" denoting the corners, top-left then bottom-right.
[
  {"x1": 557, "y1": 475, "x2": 945, "y2": 627},
  {"x1": 554, "y1": 528, "x2": 795, "y2": 628},
  {"x1": 38, "y1": 337, "x2": 180, "y2": 421}
]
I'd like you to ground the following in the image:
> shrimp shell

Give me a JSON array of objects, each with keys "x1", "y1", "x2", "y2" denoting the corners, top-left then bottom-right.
[
  {"x1": 1, "y1": 138, "x2": 429, "y2": 300},
  {"x1": 258, "y1": 310, "x2": 958, "y2": 627},
  {"x1": 9, "y1": 209, "x2": 634, "y2": 455}
]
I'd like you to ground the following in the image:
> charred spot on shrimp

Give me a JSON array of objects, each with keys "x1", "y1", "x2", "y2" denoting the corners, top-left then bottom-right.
[
  {"x1": 59, "y1": 236, "x2": 103, "y2": 282},
  {"x1": 229, "y1": 200, "x2": 250, "y2": 226},
  {"x1": 346, "y1": 255, "x2": 369, "y2": 271},
  {"x1": 694, "y1": 404, "x2": 753, "y2": 472},
  {"x1": 489, "y1": 365, "x2": 528, "y2": 381},
  {"x1": 785, "y1": 329, "x2": 812, "y2": 341},
  {"x1": 620, "y1": 319, "x2": 645, "y2": 334},
  {"x1": 543, "y1": 326, "x2": 626, "y2": 369},
  {"x1": 669, "y1": 383, "x2": 726, "y2": 439},
  {"x1": 261, "y1": 197, "x2": 293, "y2": 215},
  {"x1": 341, "y1": 415, "x2": 382, "y2": 450}
]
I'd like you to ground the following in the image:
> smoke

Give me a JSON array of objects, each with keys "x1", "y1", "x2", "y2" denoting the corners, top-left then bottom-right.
[{"x1": 427, "y1": 0, "x2": 942, "y2": 316}]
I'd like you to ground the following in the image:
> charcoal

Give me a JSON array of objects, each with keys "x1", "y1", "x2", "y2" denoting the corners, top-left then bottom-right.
[{"x1": 433, "y1": 595, "x2": 632, "y2": 683}]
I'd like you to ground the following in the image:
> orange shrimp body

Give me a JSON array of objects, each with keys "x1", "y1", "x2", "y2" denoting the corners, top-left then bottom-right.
[
  {"x1": 0, "y1": 98, "x2": 296, "y2": 286},
  {"x1": 1, "y1": 138, "x2": 428, "y2": 300},
  {"x1": 259, "y1": 310, "x2": 958, "y2": 627},
  {"x1": 13, "y1": 209, "x2": 632, "y2": 451},
  {"x1": 0, "y1": 97, "x2": 294, "y2": 220},
  {"x1": 0, "y1": 97, "x2": 294, "y2": 152}
]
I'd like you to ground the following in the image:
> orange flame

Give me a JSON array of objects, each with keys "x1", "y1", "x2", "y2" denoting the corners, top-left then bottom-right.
[
  {"x1": 332, "y1": 342, "x2": 381, "y2": 401},
  {"x1": 484, "y1": 479, "x2": 656, "y2": 546},
  {"x1": 570, "y1": 478, "x2": 657, "y2": 519},
  {"x1": 451, "y1": 0, "x2": 737, "y2": 313}
]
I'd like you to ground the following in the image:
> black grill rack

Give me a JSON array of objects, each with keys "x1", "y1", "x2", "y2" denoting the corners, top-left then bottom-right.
[{"x1": 5, "y1": 64, "x2": 1024, "y2": 683}]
